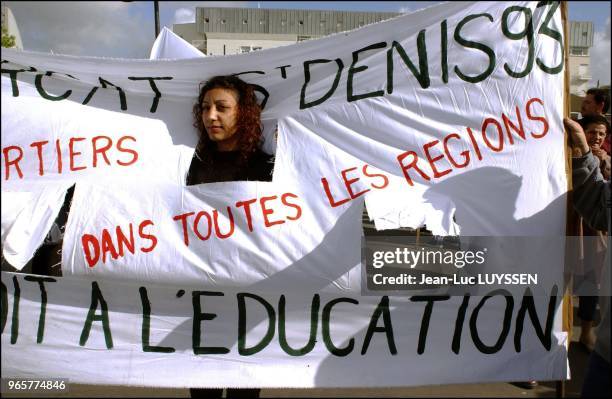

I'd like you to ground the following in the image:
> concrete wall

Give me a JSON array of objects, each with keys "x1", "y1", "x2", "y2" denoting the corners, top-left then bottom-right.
[
  {"x1": 174, "y1": 6, "x2": 399, "y2": 57},
  {"x1": 173, "y1": 23, "x2": 203, "y2": 51},
  {"x1": 205, "y1": 32, "x2": 297, "y2": 56},
  {"x1": 569, "y1": 53, "x2": 591, "y2": 95}
]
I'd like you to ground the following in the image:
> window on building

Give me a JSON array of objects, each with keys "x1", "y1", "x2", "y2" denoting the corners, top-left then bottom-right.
[
  {"x1": 204, "y1": 17, "x2": 209, "y2": 23},
  {"x1": 297, "y1": 35, "x2": 311, "y2": 41},
  {"x1": 252, "y1": 46, "x2": 262, "y2": 51},
  {"x1": 240, "y1": 46, "x2": 251, "y2": 53},
  {"x1": 570, "y1": 46, "x2": 588, "y2": 56}
]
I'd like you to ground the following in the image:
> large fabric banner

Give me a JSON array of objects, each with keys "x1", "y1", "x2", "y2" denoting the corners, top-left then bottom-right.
[
  {"x1": 1, "y1": 1, "x2": 569, "y2": 388},
  {"x1": 149, "y1": 27, "x2": 206, "y2": 60}
]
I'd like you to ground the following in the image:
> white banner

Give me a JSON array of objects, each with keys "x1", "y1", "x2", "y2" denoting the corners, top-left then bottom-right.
[
  {"x1": 1, "y1": 92, "x2": 181, "y2": 190},
  {"x1": 62, "y1": 180, "x2": 361, "y2": 290},
  {"x1": 1, "y1": 1, "x2": 569, "y2": 388},
  {"x1": 149, "y1": 27, "x2": 206, "y2": 60},
  {"x1": 1, "y1": 273, "x2": 568, "y2": 387}
]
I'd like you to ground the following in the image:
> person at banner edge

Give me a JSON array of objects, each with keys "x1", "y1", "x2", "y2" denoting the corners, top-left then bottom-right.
[
  {"x1": 575, "y1": 115, "x2": 610, "y2": 354},
  {"x1": 564, "y1": 117, "x2": 611, "y2": 398},
  {"x1": 579, "y1": 115, "x2": 611, "y2": 180},
  {"x1": 580, "y1": 88, "x2": 611, "y2": 155},
  {"x1": 187, "y1": 75, "x2": 271, "y2": 398},
  {"x1": 186, "y1": 75, "x2": 274, "y2": 186}
]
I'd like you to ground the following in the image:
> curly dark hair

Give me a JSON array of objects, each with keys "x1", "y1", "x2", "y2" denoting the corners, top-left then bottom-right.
[{"x1": 193, "y1": 75, "x2": 263, "y2": 167}]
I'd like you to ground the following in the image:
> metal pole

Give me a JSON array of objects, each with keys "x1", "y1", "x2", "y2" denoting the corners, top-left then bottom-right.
[
  {"x1": 122, "y1": 1, "x2": 158, "y2": 39},
  {"x1": 154, "y1": 0, "x2": 160, "y2": 38}
]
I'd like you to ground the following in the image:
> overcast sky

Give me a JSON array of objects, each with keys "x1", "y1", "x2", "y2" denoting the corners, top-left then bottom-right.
[{"x1": 3, "y1": 1, "x2": 611, "y2": 87}]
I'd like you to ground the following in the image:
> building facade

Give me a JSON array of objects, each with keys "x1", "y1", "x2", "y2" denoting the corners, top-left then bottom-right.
[
  {"x1": 173, "y1": 7, "x2": 399, "y2": 56},
  {"x1": 568, "y1": 21, "x2": 594, "y2": 96},
  {"x1": 1, "y1": 5, "x2": 23, "y2": 50}
]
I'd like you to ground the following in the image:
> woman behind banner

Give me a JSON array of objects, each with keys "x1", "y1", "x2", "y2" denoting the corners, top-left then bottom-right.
[
  {"x1": 186, "y1": 75, "x2": 274, "y2": 186},
  {"x1": 187, "y1": 75, "x2": 272, "y2": 398}
]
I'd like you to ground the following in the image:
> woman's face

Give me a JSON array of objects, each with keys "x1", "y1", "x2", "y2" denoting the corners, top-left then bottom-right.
[
  {"x1": 584, "y1": 122, "x2": 607, "y2": 149},
  {"x1": 201, "y1": 88, "x2": 239, "y2": 151}
]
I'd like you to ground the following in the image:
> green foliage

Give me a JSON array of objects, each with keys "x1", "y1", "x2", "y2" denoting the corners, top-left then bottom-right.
[{"x1": 2, "y1": 26, "x2": 16, "y2": 48}]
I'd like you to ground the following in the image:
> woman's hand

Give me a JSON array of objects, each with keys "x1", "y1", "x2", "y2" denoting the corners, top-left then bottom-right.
[{"x1": 563, "y1": 117, "x2": 590, "y2": 157}]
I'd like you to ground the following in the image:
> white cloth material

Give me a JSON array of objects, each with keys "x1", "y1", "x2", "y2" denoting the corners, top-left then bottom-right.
[
  {"x1": 149, "y1": 27, "x2": 205, "y2": 60},
  {"x1": 1, "y1": 1, "x2": 570, "y2": 388},
  {"x1": 1, "y1": 186, "x2": 71, "y2": 269},
  {"x1": 1, "y1": 272, "x2": 568, "y2": 388}
]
